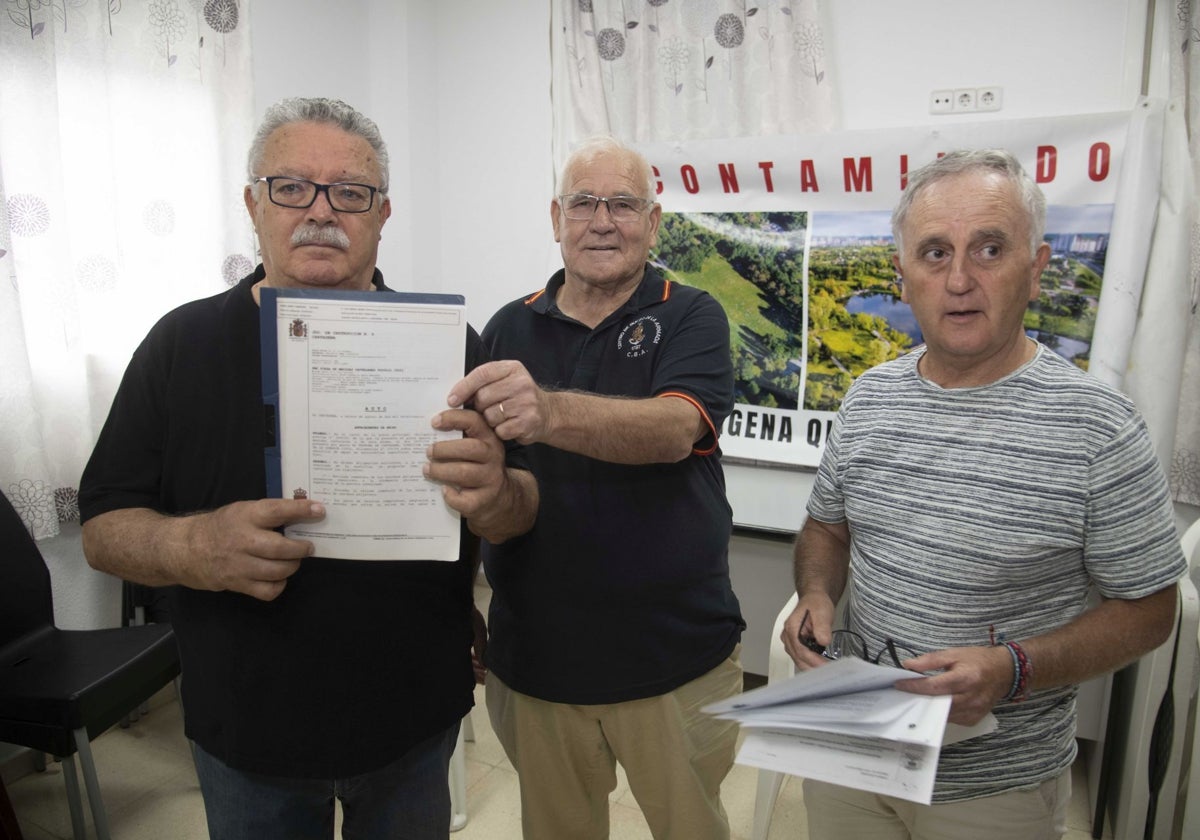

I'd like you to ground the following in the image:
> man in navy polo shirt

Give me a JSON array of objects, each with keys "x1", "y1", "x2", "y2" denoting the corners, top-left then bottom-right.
[{"x1": 448, "y1": 135, "x2": 745, "y2": 839}]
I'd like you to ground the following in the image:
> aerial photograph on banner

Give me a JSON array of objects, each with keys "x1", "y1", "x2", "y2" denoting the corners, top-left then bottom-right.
[
  {"x1": 804, "y1": 210, "x2": 908, "y2": 412},
  {"x1": 806, "y1": 205, "x2": 1112, "y2": 410},
  {"x1": 656, "y1": 204, "x2": 1113, "y2": 416},
  {"x1": 653, "y1": 211, "x2": 809, "y2": 410}
]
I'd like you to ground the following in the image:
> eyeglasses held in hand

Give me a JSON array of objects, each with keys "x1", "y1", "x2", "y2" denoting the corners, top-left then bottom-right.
[
  {"x1": 557, "y1": 193, "x2": 653, "y2": 223},
  {"x1": 255, "y1": 176, "x2": 382, "y2": 213},
  {"x1": 797, "y1": 609, "x2": 918, "y2": 669}
]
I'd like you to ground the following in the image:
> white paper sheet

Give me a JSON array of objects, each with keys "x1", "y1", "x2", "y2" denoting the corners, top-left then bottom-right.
[
  {"x1": 268, "y1": 290, "x2": 465, "y2": 560},
  {"x1": 706, "y1": 657, "x2": 998, "y2": 802},
  {"x1": 723, "y1": 689, "x2": 943, "y2": 743},
  {"x1": 705, "y1": 657, "x2": 910, "y2": 713},
  {"x1": 737, "y1": 721, "x2": 943, "y2": 804}
]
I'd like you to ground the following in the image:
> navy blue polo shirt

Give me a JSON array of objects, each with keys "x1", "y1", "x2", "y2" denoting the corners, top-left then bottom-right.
[{"x1": 481, "y1": 265, "x2": 744, "y2": 704}]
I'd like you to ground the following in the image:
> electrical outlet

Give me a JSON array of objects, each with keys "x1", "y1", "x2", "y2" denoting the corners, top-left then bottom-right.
[
  {"x1": 931, "y1": 85, "x2": 1002, "y2": 115},
  {"x1": 976, "y1": 86, "x2": 1003, "y2": 112}
]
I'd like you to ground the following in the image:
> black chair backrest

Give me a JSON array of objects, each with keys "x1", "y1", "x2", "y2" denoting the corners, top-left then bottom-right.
[{"x1": 0, "y1": 489, "x2": 54, "y2": 645}]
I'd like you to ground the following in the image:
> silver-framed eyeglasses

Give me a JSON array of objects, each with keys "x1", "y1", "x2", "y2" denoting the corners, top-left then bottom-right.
[
  {"x1": 255, "y1": 176, "x2": 382, "y2": 213},
  {"x1": 797, "y1": 609, "x2": 919, "y2": 669},
  {"x1": 557, "y1": 192, "x2": 653, "y2": 223}
]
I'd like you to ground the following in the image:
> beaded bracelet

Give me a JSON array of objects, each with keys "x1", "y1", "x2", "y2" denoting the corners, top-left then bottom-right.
[{"x1": 998, "y1": 640, "x2": 1032, "y2": 702}]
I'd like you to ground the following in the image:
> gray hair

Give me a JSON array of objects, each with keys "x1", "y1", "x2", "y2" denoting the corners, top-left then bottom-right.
[
  {"x1": 891, "y1": 149, "x2": 1045, "y2": 253},
  {"x1": 247, "y1": 97, "x2": 390, "y2": 192},
  {"x1": 559, "y1": 135, "x2": 658, "y2": 201}
]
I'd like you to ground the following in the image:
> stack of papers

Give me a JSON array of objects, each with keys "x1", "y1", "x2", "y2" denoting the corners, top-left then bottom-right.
[{"x1": 703, "y1": 657, "x2": 996, "y2": 804}]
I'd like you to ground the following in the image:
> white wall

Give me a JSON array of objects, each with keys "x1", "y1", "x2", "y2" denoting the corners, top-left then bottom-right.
[{"x1": 825, "y1": 1, "x2": 1145, "y2": 130}]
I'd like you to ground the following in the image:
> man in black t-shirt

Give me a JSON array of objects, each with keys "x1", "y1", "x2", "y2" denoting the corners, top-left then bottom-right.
[{"x1": 79, "y1": 97, "x2": 537, "y2": 840}]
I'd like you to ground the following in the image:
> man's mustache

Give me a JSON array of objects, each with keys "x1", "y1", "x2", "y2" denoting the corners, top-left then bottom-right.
[{"x1": 291, "y1": 224, "x2": 350, "y2": 249}]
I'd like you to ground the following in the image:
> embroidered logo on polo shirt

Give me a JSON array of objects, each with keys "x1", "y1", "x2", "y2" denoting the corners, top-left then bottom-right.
[{"x1": 617, "y1": 315, "x2": 662, "y2": 358}]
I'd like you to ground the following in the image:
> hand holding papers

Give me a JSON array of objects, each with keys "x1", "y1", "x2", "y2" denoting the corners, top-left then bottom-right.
[
  {"x1": 704, "y1": 657, "x2": 997, "y2": 804},
  {"x1": 261, "y1": 288, "x2": 466, "y2": 561}
]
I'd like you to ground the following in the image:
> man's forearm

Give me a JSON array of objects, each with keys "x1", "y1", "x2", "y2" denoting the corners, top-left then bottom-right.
[
  {"x1": 540, "y1": 390, "x2": 704, "y2": 464},
  {"x1": 896, "y1": 583, "x2": 1181, "y2": 722},
  {"x1": 793, "y1": 517, "x2": 852, "y2": 603},
  {"x1": 82, "y1": 507, "x2": 194, "y2": 587},
  {"x1": 467, "y1": 468, "x2": 538, "y2": 545},
  {"x1": 1019, "y1": 585, "x2": 1178, "y2": 692}
]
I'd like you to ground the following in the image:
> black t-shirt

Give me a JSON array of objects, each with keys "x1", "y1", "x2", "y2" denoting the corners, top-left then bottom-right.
[
  {"x1": 481, "y1": 266, "x2": 745, "y2": 704},
  {"x1": 80, "y1": 267, "x2": 484, "y2": 778}
]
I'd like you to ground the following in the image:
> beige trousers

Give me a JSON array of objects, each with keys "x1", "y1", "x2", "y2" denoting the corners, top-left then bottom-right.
[
  {"x1": 486, "y1": 646, "x2": 743, "y2": 840},
  {"x1": 803, "y1": 767, "x2": 1072, "y2": 840}
]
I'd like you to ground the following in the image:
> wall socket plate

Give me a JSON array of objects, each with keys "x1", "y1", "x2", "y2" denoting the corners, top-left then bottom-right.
[
  {"x1": 976, "y1": 86, "x2": 1003, "y2": 112},
  {"x1": 929, "y1": 86, "x2": 1003, "y2": 115}
]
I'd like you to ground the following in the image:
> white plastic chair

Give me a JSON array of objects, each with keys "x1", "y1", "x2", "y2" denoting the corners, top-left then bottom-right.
[
  {"x1": 751, "y1": 592, "x2": 799, "y2": 840},
  {"x1": 1108, "y1": 565, "x2": 1199, "y2": 840},
  {"x1": 1174, "y1": 517, "x2": 1200, "y2": 840},
  {"x1": 449, "y1": 713, "x2": 475, "y2": 831}
]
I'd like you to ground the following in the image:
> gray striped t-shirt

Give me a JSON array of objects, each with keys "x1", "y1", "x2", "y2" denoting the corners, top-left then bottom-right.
[{"x1": 807, "y1": 343, "x2": 1186, "y2": 802}]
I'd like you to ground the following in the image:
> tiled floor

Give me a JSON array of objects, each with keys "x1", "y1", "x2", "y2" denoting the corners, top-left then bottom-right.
[{"x1": 3, "y1": 582, "x2": 1109, "y2": 839}]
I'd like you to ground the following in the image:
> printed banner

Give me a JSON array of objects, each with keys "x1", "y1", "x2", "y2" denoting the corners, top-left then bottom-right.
[{"x1": 637, "y1": 111, "x2": 1134, "y2": 467}]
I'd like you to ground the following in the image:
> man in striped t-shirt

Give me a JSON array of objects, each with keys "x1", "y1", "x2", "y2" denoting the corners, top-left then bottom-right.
[{"x1": 781, "y1": 149, "x2": 1187, "y2": 840}]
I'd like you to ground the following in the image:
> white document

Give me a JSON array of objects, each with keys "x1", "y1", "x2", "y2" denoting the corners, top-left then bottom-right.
[
  {"x1": 738, "y1": 721, "x2": 943, "y2": 805},
  {"x1": 721, "y1": 688, "x2": 946, "y2": 744},
  {"x1": 705, "y1": 656, "x2": 908, "y2": 714},
  {"x1": 266, "y1": 289, "x2": 465, "y2": 561},
  {"x1": 705, "y1": 658, "x2": 997, "y2": 804}
]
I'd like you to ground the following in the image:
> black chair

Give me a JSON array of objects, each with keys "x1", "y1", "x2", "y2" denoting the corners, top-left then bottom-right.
[
  {"x1": 0, "y1": 776, "x2": 23, "y2": 840},
  {"x1": 118, "y1": 581, "x2": 171, "y2": 727},
  {"x1": 0, "y1": 490, "x2": 181, "y2": 840}
]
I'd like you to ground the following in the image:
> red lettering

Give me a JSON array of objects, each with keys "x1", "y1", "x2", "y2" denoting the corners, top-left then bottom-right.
[
  {"x1": 718, "y1": 162, "x2": 740, "y2": 193},
  {"x1": 799, "y1": 159, "x2": 819, "y2": 192},
  {"x1": 1088, "y1": 142, "x2": 1111, "y2": 182},
  {"x1": 652, "y1": 165, "x2": 663, "y2": 195},
  {"x1": 759, "y1": 161, "x2": 775, "y2": 192},
  {"x1": 680, "y1": 164, "x2": 699, "y2": 194},
  {"x1": 1035, "y1": 145, "x2": 1057, "y2": 183},
  {"x1": 898, "y1": 154, "x2": 909, "y2": 190},
  {"x1": 843, "y1": 157, "x2": 873, "y2": 192}
]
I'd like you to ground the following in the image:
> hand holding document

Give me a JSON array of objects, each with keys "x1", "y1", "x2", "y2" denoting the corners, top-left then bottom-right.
[
  {"x1": 704, "y1": 657, "x2": 997, "y2": 804},
  {"x1": 261, "y1": 288, "x2": 466, "y2": 561}
]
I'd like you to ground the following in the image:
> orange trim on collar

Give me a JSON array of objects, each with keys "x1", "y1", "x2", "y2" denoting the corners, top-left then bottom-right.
[
  {"x1": 661, "y1": 280, "x2": 672, "y2": 301},
  {"x1": 658, "y1": 391, "x2": 719, "y2": 456},
  {"x1": 524, "y1": 289, "x2": 546, "y2": 305}
]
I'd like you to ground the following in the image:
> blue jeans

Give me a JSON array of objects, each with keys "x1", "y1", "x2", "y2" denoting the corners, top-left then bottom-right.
[{"x1": 193, "y1": 722, "x2": 459, "y2": 840}]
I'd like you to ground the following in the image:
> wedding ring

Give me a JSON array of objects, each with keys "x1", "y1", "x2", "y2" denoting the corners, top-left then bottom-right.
[{"x1": 498, "y1": 403, "x2": 506, "y2": 418}]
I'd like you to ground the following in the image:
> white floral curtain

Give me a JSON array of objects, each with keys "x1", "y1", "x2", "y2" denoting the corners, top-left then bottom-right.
[
  {"x1": 0, "y1": 0, "x2": 256, "y2": 539},
  {"x1": 551, "y1": 0, "x2": 835, "y2": 176}
]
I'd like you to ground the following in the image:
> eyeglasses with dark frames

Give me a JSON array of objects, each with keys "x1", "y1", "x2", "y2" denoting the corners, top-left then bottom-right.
[
  {"x1": 557, "y1": 192, "x2": 653, "y2": 223},
  {"x1": 254, "y1": 176, "x2": 382, "y2": 214},
  {"x1": 797, "y1": 609, "x2": 919, "y2": 669}
]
